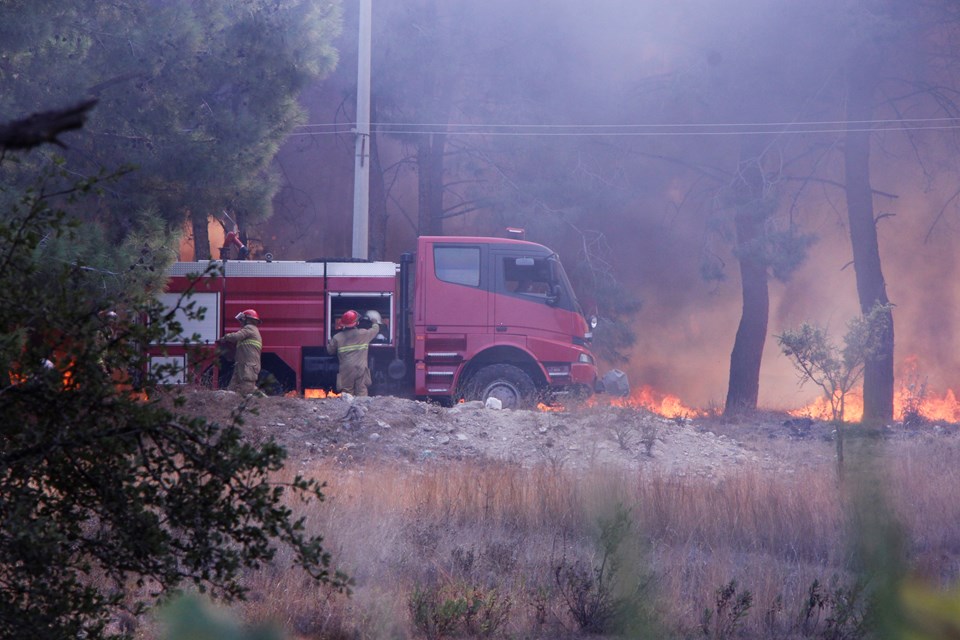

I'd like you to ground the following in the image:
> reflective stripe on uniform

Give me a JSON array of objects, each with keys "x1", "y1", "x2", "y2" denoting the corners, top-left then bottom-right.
[
  {"x1": 240, "y1": 339, "x2": 262, "y2": 350},
  {"x1": 337, "y1": 343, "x2": 369, "y2": 353}
]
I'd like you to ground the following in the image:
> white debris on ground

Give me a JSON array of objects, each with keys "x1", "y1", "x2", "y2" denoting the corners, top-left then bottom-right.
[{"x1": 171, "y1": 390, "x2": 851, "y2": 479}]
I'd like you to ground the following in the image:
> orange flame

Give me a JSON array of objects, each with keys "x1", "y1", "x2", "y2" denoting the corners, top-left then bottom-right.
[
  {"x1": 607, "y1": 384, "x2": 709, "y2": 419},
  {"x1": 536, "y1": 402, "x2": 564, "y2": 412},
  {"x1": 535, "y1": 375, "x2": 960, "y2": 423},
  {"x1": 790, "y1": 387, "x2": 960, "y2": 423},
  {"x1": 304, "y1": 388, "x2": 339, "y2": 399},
  {"x1": 539, "y1": 384, "x2": 709, "y2": 419}
]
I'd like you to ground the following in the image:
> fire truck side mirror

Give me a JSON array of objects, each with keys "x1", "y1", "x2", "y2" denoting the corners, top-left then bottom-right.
[{"x1": 547, "y1": 283, "x2": 562, "y2": 306}]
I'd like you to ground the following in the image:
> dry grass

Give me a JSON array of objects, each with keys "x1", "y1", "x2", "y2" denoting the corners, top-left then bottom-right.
[{"x1": 231, "y1": 437, "x2": 960, "y2": 639}]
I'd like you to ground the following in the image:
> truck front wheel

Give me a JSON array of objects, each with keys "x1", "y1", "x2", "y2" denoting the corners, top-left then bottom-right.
[{"x1": 465, "y1": 364, "x2": 537, "y2": 409}]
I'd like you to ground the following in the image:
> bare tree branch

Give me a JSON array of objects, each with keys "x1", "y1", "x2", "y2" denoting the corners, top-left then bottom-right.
[
  {"x1": 0, "y1": 99, "x2": 97, "y2": 151},
  {"x1": 924, "y1": 183, "x2": 960, "y2": 243},
  {"x1": 780, "y1": 175, "x2": 899, "y2": 200}
]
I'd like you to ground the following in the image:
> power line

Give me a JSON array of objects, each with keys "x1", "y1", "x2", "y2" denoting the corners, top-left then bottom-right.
[
  {"x1": 293, "y1": 115, "x2": 960, "y2": 130},
  {"x1": 285, "y1": 122, "x2": 960, "y2": 138}
]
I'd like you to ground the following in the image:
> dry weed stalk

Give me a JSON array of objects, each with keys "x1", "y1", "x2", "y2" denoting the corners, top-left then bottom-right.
[{"x1": 238, "y1": 445, "x2": 960, "y2": 639}]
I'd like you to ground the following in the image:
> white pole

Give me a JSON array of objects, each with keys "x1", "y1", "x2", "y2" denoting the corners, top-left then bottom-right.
[{"x1": 351, "y1": 0, "x2": 372, "y2": 259}]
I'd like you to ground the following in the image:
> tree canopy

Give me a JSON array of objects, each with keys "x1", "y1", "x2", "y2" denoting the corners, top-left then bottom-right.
[
  {"x1": 0, "y1": 155, "x2": 344, "y2": 639},
  {"x1": 0, "y1": 0, "x2": 342, "y2": 258}
]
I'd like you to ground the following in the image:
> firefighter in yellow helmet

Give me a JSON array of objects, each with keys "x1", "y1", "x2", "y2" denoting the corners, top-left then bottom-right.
[
  {"x1": 220, "y1": 309, "x2": 263, "y2": 395},
  {"x1": 327, "y1": 309, "x2": 380, "y2": 396}
]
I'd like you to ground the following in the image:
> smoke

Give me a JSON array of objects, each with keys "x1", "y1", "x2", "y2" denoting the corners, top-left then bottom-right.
[{"x1": 270, "y1": 0, "x2": 960, "y2": 410}]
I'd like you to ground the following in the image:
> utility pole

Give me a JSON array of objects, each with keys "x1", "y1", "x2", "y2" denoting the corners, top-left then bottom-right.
[{"x1": 351, "y1": 0, "x2": 372, "y2": 259}]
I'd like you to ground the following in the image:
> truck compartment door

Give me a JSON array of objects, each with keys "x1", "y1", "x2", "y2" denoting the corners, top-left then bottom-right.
[{"x1": 416, "y1": 243, "x2": 491, "y2": 395}]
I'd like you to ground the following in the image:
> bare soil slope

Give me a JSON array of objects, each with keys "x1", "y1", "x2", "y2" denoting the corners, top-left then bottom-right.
[{"x1": 167, "y1": 389, "x2": 954, "y2": 477}]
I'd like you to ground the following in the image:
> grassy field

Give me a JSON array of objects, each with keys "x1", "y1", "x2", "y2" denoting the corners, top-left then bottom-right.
[{"x1": 232, "y1": 436, "x2": 960, "y2": 639}]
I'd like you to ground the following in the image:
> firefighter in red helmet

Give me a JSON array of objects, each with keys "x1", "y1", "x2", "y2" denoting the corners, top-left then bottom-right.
[
  {"x1": 220, "y1": 308, "x2": 263, "y2": 395},
  {"x1": 327, "y1": 309, "x2": 381, "y2": 396}
]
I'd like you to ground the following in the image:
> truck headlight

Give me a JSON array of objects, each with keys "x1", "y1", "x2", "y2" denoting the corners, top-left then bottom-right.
[{"x1": 578, "y1": 352, "x2": 594, "y2": 365}]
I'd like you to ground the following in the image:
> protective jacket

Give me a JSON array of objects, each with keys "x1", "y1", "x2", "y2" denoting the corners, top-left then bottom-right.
[
  {"x1": 221, "y1": 323, "x2": 262, "y2": 395},
  {"x1": 327, "y1": 323, "x2": 379, "y2": 396}
]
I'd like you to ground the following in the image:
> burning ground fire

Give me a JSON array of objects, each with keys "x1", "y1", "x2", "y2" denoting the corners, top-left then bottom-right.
[
  {"x1": 604, "y1": 385, "x2": 711, "y2": 419},
  {"x1": 541, "y1": 381, "x2": 960, "y2": 424},
  {"x1": 300, "y1": 376, "x2": 959, "y2": 424},
  {"x1": 789, "y1": 357, "x2": 960, "y2": 423},
  {"x1": 789, "y1": 387, "x2": 960, "y2": 423},
  {"x1": 537, "y1": 384, "x2": 711, "y2": 419},
  {"x1": 302, "y1": 388, "x2": 339, "y2": 399}
]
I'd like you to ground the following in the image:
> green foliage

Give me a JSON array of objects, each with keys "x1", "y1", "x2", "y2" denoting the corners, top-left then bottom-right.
[
  {"x1": 0, "y1": 0, "x2": 342, "y2": 245},
  {"x1": 778, "y1": 307, "x2": 892, "y2": 476},
  {"x1": 709, "y1": 157, "x2": 816, "y2": 286},
  {"x1": 580, "y1": 272, "x2": 642, "y2": 365},
  {"x1": 408, "y1": 582, "x2": 511, "y2": 639},
  {"x1": 712, "y1": 217, "x2": 816, "y2": 285},
  {"x1": 0, "y1": 169, "x2": 344, "y2": 640},
  {"x1": 777, "y1": 304, "x2": 892, "y2": 425},
  {"x1": 409, "y1": 585, "x2": 466, "y2": 640},
  {"x1": 550, "y1": 229, "x2": 641, "y2": 364},
  {"x1": 160, "y1": 595, "x2": 281, "y2": 640},
  {"x1": 700, "y1": 579, "x2": 753, "y2": 640},
  {"x1": 797, "y1": 577, "x2": 868, "y2": 640},
  {"x1": 9, "y1": 159, "x2": 174, "y2": 301},
  {"x1": 554, "y1": 503, "x2": 661, "y2": 637},
  {"x1": 898, "y1": 369, "x2": 929, "y2": 427},
  {"x1": 708, "y1": 576, "x2": 869, "y2": 640}
]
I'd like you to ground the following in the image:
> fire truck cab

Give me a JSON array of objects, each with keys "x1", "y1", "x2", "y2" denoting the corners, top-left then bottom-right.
[{"x1": 153, "y1": 235, "x2": 605, "y2": 408}]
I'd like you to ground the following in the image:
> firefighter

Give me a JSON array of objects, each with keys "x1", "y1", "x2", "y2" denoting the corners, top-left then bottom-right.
[
  {"x1": 219, "y1": 309, "x2": 263, "y2": 396},
  {"x1": 327, "y1": 309, "x2": 381, "y2": 396},
  {"x1": 95, "y1": 310, "x2": 118, "y2": 376}
]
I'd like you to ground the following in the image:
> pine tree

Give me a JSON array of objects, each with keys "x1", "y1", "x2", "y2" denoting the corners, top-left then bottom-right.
[
  {"x1": 0, "y1": 0, "x2": 342, "y2": 258},
  {"x1": 0, "y1": 143, "x2": 344, "y2": 640}
]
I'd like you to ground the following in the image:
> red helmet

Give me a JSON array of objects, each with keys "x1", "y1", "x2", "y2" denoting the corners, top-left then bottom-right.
[
  {"x1": 236, "y1": 309, "x2": 261, "y2": 324},
  {"x1": 340, "y1": 309, "x2": 359, "y2": 328}
]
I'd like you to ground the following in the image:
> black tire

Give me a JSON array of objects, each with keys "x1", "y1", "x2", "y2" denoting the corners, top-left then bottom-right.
[{"x1": 465, "y1": 364, "x2": 537, "y2": 409}]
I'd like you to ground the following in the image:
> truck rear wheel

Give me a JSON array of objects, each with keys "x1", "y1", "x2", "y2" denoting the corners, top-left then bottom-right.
[{"x1": 466, "y1": 364, "x2": 537, "y2": 409}]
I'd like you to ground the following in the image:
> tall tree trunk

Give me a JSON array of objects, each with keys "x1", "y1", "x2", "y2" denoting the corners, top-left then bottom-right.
[
  {"x1": 844, "y1": 62, "x2": 894, "y2": 422},
  {"x1": 724, "y1": 140, "x2": 771, "y2": 416},
  {"x1": 417, "y1": 132, "x2": 446, "y2": 236},
  {"x1": 191, "y1": 210, "x2": 211, "y2": 260}
]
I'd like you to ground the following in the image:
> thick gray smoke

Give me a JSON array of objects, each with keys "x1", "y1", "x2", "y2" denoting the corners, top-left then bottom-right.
[{"x1": 270, "y1": 0, "x2": 960, "y2": 409}]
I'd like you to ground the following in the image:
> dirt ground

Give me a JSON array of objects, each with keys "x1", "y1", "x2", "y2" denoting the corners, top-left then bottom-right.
[{"x1": 171, "y1": 389, "x2": 960, "y2": 478}]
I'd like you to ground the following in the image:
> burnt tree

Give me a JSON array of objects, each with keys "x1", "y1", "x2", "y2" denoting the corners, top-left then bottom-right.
[
  {"x1": 416, "y1": 131, "x2": 447, "y2": 236},
  {"x1": 724, "y1": 138, "x2": 772, "y2": 416},
  {"x1": 843, "y1": 54, "x2": 894, "y2": 422}
]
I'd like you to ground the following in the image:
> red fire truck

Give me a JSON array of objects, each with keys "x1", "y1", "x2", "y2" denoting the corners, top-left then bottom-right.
[{"x1": 152, "y1": 235, "x2": 623, "y2": 408}]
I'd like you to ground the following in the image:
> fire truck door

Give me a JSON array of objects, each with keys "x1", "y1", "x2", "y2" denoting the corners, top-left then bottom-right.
[
  {"x1": 421, "y1": 243, "x2": 490, "y2": 334},
  {"x1": 492, "y1": 251, "x2": 563, "y2": 346},
  {"x1": 416, "y1": 242, "x2": 492, "y2": 394}
]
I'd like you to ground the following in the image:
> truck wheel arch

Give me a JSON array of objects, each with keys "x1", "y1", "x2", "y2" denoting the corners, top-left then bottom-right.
[
  {"x1": 457, "y1": 346, "x2": 546, "y2": 408},
  {"x1": 463, "y1": 363, "x2": 538, "y2": 409}
]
